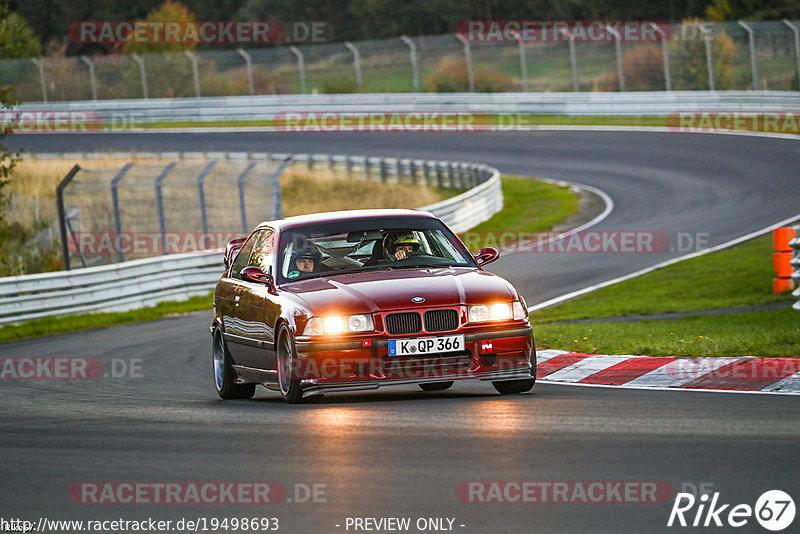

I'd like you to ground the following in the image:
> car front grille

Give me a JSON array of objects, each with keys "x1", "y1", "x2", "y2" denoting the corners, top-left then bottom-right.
[
  {"x1": 384, "y1": 309, "x2": 460, "y2": 335},
  {"x1": 382, "y1": 354, "x2": 472, "y2": 378},
  {"x1": 385, "y1": 312, "x2": 423, "y2": 335},
  {"x1": 423, "y1": 309, "x2": 459, "y2": 333}
]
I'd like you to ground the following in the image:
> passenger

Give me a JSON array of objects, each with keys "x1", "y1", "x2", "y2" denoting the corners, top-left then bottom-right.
[{"x1": 289, "y1": 244, "x2": 323, "y2": 277}]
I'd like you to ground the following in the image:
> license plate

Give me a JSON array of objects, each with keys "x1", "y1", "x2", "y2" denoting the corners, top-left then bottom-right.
[{"x1": 388, "y1": 335, "x2": 464, "y2": 356}]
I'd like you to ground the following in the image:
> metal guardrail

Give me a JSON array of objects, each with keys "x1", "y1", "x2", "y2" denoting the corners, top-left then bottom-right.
[
  {"x1": 791, "y1": 228, "x2": 800, "y2": 310},
  {"x1": 14, "y1": 91, "x2": 800, "y2": 121},
  {"x1": 0, "y1": 152, "x2": 501, "y2": 325}
]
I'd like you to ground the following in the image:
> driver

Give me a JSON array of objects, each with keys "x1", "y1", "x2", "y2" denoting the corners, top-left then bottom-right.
[
  {"x1": 289, "y1": 244, "x2": 322, "y2": 277},
  {"x1": 384, "y1": 232, "x2": 422, "y2": 261}
]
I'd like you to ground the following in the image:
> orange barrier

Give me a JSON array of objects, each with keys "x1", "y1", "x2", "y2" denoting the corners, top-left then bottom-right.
[{"x1": 773, "y1": 227, "x2": 797, "y2": 294}]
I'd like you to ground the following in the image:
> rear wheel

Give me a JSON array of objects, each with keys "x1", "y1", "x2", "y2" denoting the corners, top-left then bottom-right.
[
  {"x1": 419, "y1": 381, "x2": 454, "y2": 391},
  {"x1": 277, "y1": 327, "x2": 304, "y2": 404},
  {"x1": 213, "y1": 328, "x2": 256, "y2": 400}
]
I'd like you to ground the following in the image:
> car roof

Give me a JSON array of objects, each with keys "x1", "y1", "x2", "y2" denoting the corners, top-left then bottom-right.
[{"x1": 256, "y1": 209, "x2": 438, "y2": 232}]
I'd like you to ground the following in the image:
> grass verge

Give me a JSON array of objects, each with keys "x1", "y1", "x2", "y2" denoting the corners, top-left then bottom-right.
[
  {"x1": 533, "y1": 233, "x2": 797, "y2": 357},
  {"x1": 0, "y1": 175, "x2": 576, "y2": 343}
]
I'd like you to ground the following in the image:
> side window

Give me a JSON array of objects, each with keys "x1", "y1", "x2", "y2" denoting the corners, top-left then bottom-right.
[
  {"x1": 249, "y1": 229, "x2": 275, "y2": 273},
  {"x1": 230, "y1": 232, "x2": 258, "y2": 279}
]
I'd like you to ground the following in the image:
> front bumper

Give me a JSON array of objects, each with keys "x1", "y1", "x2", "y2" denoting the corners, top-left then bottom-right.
[{"x1": 293, "y1": 324, "x2": 534, "y2": 396}]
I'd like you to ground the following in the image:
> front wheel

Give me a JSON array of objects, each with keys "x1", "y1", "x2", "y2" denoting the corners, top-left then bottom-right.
[
  {"x1": 213, "y1": 328, "x2": 256, "y2": 400},
  {"x1": 492, "y1": 355, "x2": 536, "y2": 395},
  {"x1": 277, "y1": 327, "x2": 304, "y2": 404}
]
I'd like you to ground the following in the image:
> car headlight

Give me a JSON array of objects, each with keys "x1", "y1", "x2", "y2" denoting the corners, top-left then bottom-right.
[
  {"x1": 469, "y1": 302, "x2": 525, "y2": 323},
  {"x1": 304, "y1": 314, "x2": 374, "y2": 336}
]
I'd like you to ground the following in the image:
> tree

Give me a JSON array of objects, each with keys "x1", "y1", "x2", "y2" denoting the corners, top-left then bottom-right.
[
  {"x1": 670, "y1": 19, "x2": 737, "y2": 90},
  {"x1": 125, "y1": 1, "x2": 198, "y2": 54},
  {"x1": 0, "y1": 5, "x2": 41, "y2": 58}
]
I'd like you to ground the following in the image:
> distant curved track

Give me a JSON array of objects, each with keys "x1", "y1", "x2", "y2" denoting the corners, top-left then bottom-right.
[{"x1": 2, "y1": 130, "x2": 799, "y2": 533}]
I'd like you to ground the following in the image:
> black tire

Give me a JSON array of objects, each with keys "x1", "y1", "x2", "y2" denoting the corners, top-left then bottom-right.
[
  {"x1": 492, "y1": 353, "x2": 536, "y2": 395},
  {"x1": 212, "y1": 328, "x2": 256, "y2": 400},
  {"x1": 419, "y1": 381, "x2": 454, "y2": 391},
  {"x1": 276, "y1": 326, "x2": 304, "y2": 404}
]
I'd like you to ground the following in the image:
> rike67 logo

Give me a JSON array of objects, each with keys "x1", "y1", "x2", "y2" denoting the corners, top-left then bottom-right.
[{"x1": 668, "y1": 490, "x2": 795, "y2": 531}]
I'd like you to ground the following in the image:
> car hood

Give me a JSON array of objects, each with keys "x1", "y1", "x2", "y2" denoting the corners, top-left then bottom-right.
[{"x1": 282, "y1": 267, "x2": 518, "y2": 315}]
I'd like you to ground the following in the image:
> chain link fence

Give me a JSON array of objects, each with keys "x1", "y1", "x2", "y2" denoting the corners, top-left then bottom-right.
[
  {"x1": 4, "y1": 20, "x2": 799, "y2": 103},
  {"x1": 57, "y1": 157, "x2": 290, "y2": 269}
]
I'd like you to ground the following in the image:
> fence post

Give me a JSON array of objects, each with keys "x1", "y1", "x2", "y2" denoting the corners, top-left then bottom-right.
[
  {"x1": 400, "y1": 35, "x2": 420, "y2": 91},
  {"x1": 31, "y1": 58, "x2": 47, "y2": 102},
  {"x1": 650, "y1": 23, "x2": 672, "y2": 91},
  {"x1": 110, "y1": 163, "x2": 135, "y2": 262},
  {"x1": 558, "y1": 29, "x2": 580, "y2": 92},
  {"x1": 56, "y1": 165, "x2": 81, "y2": 270},
  {"x1": 697, "y1": 23, "x2": 715, "y2": 91},
  {"x1": 131, "y1": 54, "x2": 148, "y2": 99},
  {"x1": 237, "y1": 162, "x2": 257, "y2": 232},
  {"x1": 606, "y1": 24, "x2": 625, "y2": 91},
  {"x1": 455, "y1": 33, "x2": 475, "y2": 92},
  {"x1": 184, "y1": 51, "x2": 201, "y2": 97},
  {"x1": 80, "y1": 56, "x2": 98, "y2": 100},
  {"x1": 237, "y1": 48, "x2": 255, "y2": 95},
  {"x1": 783, "y1": 20, "x2": 800, "y2": 90},
  {"x1": 196, "y1": 161, "x2": 218, "y2": 235},
  {"x1": 155, "y1": 162, "x2": 177, "y2": 255},
  {"x1": 289, "y1": 46, "x2": 307, "y2": 94},
  {"x1": 344, "y1": 41, "x2": 363, "y2": 92},
  {"x1": 508, "y1": 30, "x2": 529, "y2": 92},
  {"x1": 737, "y1": 21, "x2": 759, "y2": 90},
  {"x1": 270, "y1": 156, "x2": 293, "y2": 219}
]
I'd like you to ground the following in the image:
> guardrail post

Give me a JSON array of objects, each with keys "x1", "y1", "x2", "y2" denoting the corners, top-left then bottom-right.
[
  {"x1": 400, "y1": 35, "x2": 420, "y2": 91},
  {"x1": 649, "y1": 23, "x2": 672, "y2": 91},
  {"x1": 237, "y1": 48, "x2": 255, "y2": 95},
  {"x1": 436, "y1": 162, "x2": 444, "y2": 188},
  {"x1": 270, "y1": 156, "x2": 293, "y2": 219},
  {"x1": 344, "y1": 42, "x2": 363, "y2": 92},
  {"x1": 606, "y1": 24, "x2": 625, "y2": 91},
  {"x1": 110, "y1": 163, "x2": 135, "y2": 262},
  {"x1": 379, "y1": 158, "x2": 388, "y2": 183},
  {"x1": 80, "y1": 55, "x2": 98, "y2": 101},
  {"x1": 155, "y1": 162, "x2": 177, "y2": 255},
  {"x1": 558, "y1": 28, "x2": 580, "y2": 92},
  {"x1": 455, "y1": 33, "x2": 475, "y2": 92},
  {"x1": 31, "y1": 58, "x2": 47, "y2": 102},
  {"x1": 782, "y1": 20, "x2": 800, "y2": 90},
  {"x1": 289, "y1": 46, "x2": 307, "y2": 94},
  {"x1": 237, "y1": 161, "x2": 257, "y2": 232},
  {"x1": 196, "y1": 161, "x2": 217, "y2": 235},
  {"x1": 737, "y1": 21, "x2": 759, "y2": 90},
  {"x1": 184, "y1": 51, "x2": 201, "y2": 97},
  {"x1": 56, "y1": 165, "x2": 81, "y2": 270},
  {"x1": 131, "y1": 54, "x2": 148, "y2": 99}
]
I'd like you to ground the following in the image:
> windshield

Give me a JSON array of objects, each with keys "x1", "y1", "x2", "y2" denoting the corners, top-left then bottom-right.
[{"x1": 277, "y1": 217, "x2": 475, "y2": 282}]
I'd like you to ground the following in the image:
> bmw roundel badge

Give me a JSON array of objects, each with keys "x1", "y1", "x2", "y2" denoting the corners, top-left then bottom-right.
[{"x1": 412, "y1": 296, "x2": 425, "y2": 303}]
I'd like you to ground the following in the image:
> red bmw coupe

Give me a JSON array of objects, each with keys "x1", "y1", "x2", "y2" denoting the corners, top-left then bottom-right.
[{"x1": 212, "y1": 209, "x2": 535, "y2": 403}]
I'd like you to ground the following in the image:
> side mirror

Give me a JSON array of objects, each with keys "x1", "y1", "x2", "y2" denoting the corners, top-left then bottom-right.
[
  {"x1": 474, "y1": 247, "x2": 499, "y2": 267},
  {"x1": 224, "y1": 238, "x2": 246, "y2": 268},
  {"x1": 240, "y1": 266, "x2": 277, "y2": 293}
]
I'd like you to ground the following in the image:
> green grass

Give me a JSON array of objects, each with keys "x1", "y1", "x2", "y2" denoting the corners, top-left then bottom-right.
[
  {"x1": 460, "y1": 175, "x2": 578, "y2": 249},
  {"x1": 0, "y1": 174, "x2": 576, "y2": 343},
  {"x1": 536, "y1": 309, "x2": 800, "y2": 358},
  {"x1": 0, "y1": 293, "x2": 214, "y2": 343},
  {"x1": 533, "y1": 233, "x2": 798, "y2": 357},
  {"x1": 534, "y1": 234, "x2": 790, "y2": 323}
]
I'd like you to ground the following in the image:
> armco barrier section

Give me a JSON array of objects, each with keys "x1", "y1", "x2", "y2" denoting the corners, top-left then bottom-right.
[
  {"x1": 791, "y1": 227, "x2": 800, "y2": 310},
  {"x1": 14, "y1": 91, "x2": 800, "y2": 121},
  {"x1": 0, "y1": 152, "x2": 501, "y2": 325}
]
